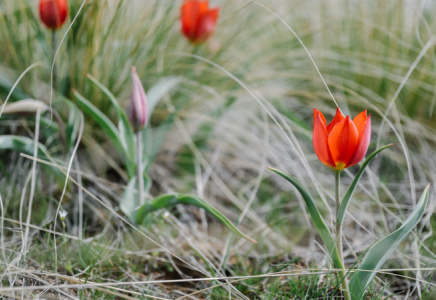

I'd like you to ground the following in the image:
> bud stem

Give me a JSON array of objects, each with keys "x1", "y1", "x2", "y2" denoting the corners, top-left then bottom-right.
[
  {"x1": 335, "y1": 170, "x2": 351, "y2": 300},
  {"x1": 136, "y1": 131, "x2": 144, "y2": 207}
]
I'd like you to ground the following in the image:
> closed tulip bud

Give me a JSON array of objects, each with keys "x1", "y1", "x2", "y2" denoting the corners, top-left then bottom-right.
[
  {"x1": 313, "y1": 108, "x2": 371, "y2": 171},
  {"x1": 129, "y1": 67, "x2": 148, "y2": 132},
  {"x1": 39, "y1": 0, "x2": 68, "y2": 30},
  {"x1": 180, "y1": 0, "x2": 219, "y2": 43}
]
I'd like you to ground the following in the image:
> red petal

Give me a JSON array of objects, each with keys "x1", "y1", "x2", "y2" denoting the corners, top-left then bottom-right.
[
  {"x1": 195, "y1": 8, "x2": 219, "y2": 41},
  {"x1": 313, "y1": 108, "x2": 327, "y2": 126},
  {"x1": 352, "y1": 109, "x2": 367, "y2": 135},
  {"x1": 313, "y1": 112, "x2": 335, "y2": 168},
  {"x1": 347, "y1": 114, "x2": 371, "y2": 167},
  {"x1": 198, "y1": 1, "x2": 209, "y2": 15},
  {"x1": 328, "y1": 116, "x2": 359, "y2": 169},
  {"x1": 181, "y1": 0, "x2": 200, "y2": 41},
  {"x1": 39, "y1": 0, "x2": 68, "y2": 30},
  {"x1": 326, "y1": 107, "x2": 345, "y2": 134}
]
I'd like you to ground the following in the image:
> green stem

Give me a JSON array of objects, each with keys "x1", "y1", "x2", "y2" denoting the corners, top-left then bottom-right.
[
  {"x1": 136, "y1": 131, "x2": 144, "y2": 206},
  {"x1": 51, "y1": 30, "x2": 57, "y2": 89},
  {"x1": 335, "y1": 170, "x2": 351, "y2": 300}
]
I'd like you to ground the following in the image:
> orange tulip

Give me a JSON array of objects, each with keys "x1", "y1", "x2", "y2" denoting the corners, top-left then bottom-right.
[
  {"x1": 313, "y1": 108, "x2": 371, "y2": 171},
  {"x1": 39, "y1": 0, "x2": 68, "y2": 30},
  {"x1": 180, "y1": 0, "x2": 219, "y2": 43}
]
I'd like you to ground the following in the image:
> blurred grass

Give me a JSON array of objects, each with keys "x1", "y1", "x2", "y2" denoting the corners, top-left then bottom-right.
[
  {"x1": 0, "y1": 0, "x2": 432, "y2": 121},
  {"x1": 0, "y1": 0, "x2": 436, "y2": 298}
]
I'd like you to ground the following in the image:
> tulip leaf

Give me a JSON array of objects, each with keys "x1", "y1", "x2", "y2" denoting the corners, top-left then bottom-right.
[
  {"x1": 73, "y1": 89, "x2": 119, "y2": 143},
  {"x1": 136, "y1": 193, "x2": 257, "y2": 244},
  {"x1": 147, "y1": 77, "x2": 181, "y2": 117},
  {"x1": 0, "y1": 135, "x2": 49, "y2": 157},
  {"x1": 0, "y1": 69, "x2": 29, "y2": 100},
  {"x1": 55, "y1": 97, "x2": 81, "y2": 152},
  {"x1": 0, "y1": 99, "x2": 48, "y2": 115},
  {"x1": 337, "y1": 144, "x2": 393, "y2": 226},
  {"x1": 0, "y1": 135, "x2": 67, "y2": 188},
  {"x1": 86, "y1": 74, "x2": 135, "y2": 162},
  {"x1": 73, "y1": 89, "x2": 134, "y2": 176},
  {"x1": 120, "y1": 174, "x2": 152, "y2": 222},
  {"x1": 349, "y1": 185, "x2": 429, "y2": 300},
  {"x1": 268, "y1": 167, "x2": 343, "y2": 269}
]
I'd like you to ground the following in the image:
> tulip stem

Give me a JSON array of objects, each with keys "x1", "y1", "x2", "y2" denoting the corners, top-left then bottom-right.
[
  {"x1": 335, "y1": 170, "x2": 351, "y2": 300},
  {"x1": 136, "y1": 131, "x2": 144, "y2": 206},
  {"x1": 51, "y1": 30, "x2": 57, "y2": 89}
]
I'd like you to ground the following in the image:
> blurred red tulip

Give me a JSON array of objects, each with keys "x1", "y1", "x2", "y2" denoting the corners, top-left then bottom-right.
[
  {"x1": 129, "y1": 67, "x2": 148, "y2": 132},
  {"x1": 39, "y1": 0, "x2": 68, "y2": 30},
  {"x1": 313, "y1": 108, "x2": 371, "y2": 171},
  {"x1": 180, "y1": 0, "x2": 219, "y2": 43}
]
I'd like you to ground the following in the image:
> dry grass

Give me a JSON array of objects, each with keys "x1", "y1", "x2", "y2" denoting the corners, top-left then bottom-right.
[{"x1": 0, "y1": 0, "x2": 436, "y2": 299}]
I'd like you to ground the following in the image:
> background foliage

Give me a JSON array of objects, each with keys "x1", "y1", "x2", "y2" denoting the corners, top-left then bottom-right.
[{"x1": 0, "y1": 0, "x2": 435, "y2": 298}]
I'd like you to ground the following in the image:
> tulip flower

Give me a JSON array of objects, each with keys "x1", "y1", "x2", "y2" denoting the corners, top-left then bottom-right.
[
  {"x1": 129, "y1": 67, "x2": 148, "y2": 207},
  {"x1": 39, "y1": 0, "x2": 68, "y2": 30},
  {"x1": 180, "y1": 0, "x2": 219, "y2": 43},
  {"x1": 129, "y1": 67, "x2": 148, "y2": 133},
  {"x1": 313, "y1": 108, "x2": 371, "y2": 171}
]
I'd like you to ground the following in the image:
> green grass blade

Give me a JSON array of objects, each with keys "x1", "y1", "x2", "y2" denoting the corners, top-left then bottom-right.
[
  {"x1": 136, "y1": 193, "x2": 257, "y2": 244},
  {"x1": 337, "y1": 144, "x2": 393, "y2": 226},
  {"x1": 86, "y1": 74, "x2": 135, "y2": 162},
  {"x1": 268, "y1": 167, "x2": 343, "y2": 269},
  {"x1": 349, "y1": 185, "x2": 430, "y2": 300},
  {"x1": 147, "y1": 77, "x2": 181, "y2": 117}
]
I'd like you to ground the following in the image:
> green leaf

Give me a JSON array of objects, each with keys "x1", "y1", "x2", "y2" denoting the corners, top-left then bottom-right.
[
  {"x1": 0, "y1": 135, "x2": 67, "y2": 188},
  {"x1": 86, "y1": 74, "x2": 135, "y2": 162},
  {"x1": 136, "y1": 193, "x2": 257, "y2": 244},
  {"x1": 349, "y1": 185, "x2": 430, "y2": 300},
  {"x1": 73, "y1": 89, "x2": 134, "y2": 176},
  {"x1": 268, "y1": 167, "x2": 343, "y2": 269},
  {"x1": 0, "y1": 99, "x2": 48, "y2": 115},
  {"x1": 142, "y1": 122, "x2": 171, "y2": 169},
  {"x1": 54, "y1": 97, "x2": 81, "y2": 152},
  {"x1": 147, "y1": 77, "x2": 181, "y2": 117},
  {"x1": 120, "y1": 174, "x2": 151, "y2": 222},
  {"x1": 0, "y1": 135, "x2": 49, "y2": 157},
  {"x1": 337, "y1": 144, "x2": 393, "y2": 226},
  {"x1": 0, "y1": 70, "x2": 29, "y2": 100},
  {"x1": 73, "y1": 89, "x2": 119, "y2": 143}
]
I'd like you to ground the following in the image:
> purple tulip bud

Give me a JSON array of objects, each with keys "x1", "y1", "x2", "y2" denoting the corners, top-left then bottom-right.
[{"x1": 129, "y1": 66, "x2": 148, "y2": 132}]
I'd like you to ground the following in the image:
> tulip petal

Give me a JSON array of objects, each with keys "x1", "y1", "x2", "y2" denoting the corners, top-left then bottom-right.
[
  {"x1": 352, "y1": 109, "x2": 368, "y2": 135},
  {"x1": 328, "y1": 116, "x2": 359, "y2": 169},
  {"x1": 313, "y1": 108, "x2": 327, "y2": 126},
  {"x1": 198, "y1": 1, "x2": 209, "y2": 15},
  {"x1": 326, "y1": 107, "x2": 345, "y2": 133},
  {"x1": 181, "y1": 0, "x2": 219, "y2": 43},
  {"x1": 129, "y1": 67, "x2": 148, "y2": 132},
  {"x1": 313, "y1": 112, "x2": 335, "y2": 168},
  {"x1": 347, "y1": 114, "x2": 371, "y2": 167},
  {"x1": 181, "y1": 0, "x2": 200, "y2": 40},
  {"x1": 196, "y1": 8, "x2": 219, "y2": 41},
  {"x1": 39, "y1": 0, "x2": 68, "y2": 30}
]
